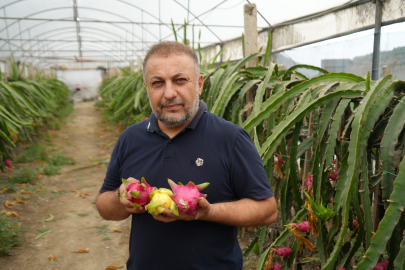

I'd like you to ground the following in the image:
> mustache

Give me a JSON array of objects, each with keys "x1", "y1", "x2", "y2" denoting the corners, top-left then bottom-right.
[{"x1": 158, "y1": 98, "x2": 185, "y2": 108}]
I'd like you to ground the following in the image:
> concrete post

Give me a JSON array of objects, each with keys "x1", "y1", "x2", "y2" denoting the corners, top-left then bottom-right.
[
  {"x1": 244, "y1": 4, "x2": 258, "y2": 68},
  {"x1": 243, "y1": 3, "x2": 258, "y2": 115}
]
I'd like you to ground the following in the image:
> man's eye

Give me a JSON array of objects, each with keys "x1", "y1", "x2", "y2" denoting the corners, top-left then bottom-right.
[
  {"x1": 177, "y1": 78, "x2": 186, "y2": 82},
  {"x1": 152, "y1": 81, "x2": 162, "y2": 86}
]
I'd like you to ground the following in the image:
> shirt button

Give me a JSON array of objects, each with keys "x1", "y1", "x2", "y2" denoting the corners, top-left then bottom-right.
[{"x1": 168, "y1": 141, "x2": 172, "y2": 144}]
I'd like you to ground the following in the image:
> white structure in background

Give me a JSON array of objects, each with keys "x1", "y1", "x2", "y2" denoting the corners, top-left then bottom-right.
[{"x1": 55, "y1": 70, "x2": 103, "y2": 103}]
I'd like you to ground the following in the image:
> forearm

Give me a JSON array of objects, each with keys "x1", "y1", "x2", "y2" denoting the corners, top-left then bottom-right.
[
  {"x1": 203, "y1": 197, "x2": 278, "y2": 227},
  {"x1": 96, "y1": 191, "x2": 131, "y2": 221}
]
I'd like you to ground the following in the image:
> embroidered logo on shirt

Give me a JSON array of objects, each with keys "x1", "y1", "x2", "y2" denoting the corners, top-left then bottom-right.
[{"x1": 195, "y1": 158, "x2": 204, "y2": 166}]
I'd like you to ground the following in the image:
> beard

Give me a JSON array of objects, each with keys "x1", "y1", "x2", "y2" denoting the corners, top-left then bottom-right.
[{"x1": 151, "y1": 88, "x2": 200, "y2": 128}]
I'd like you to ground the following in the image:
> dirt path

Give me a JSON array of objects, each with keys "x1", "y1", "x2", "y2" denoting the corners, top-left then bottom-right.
[{"x1": 0, "y1": 102, "x2": 130, "y2": 270}]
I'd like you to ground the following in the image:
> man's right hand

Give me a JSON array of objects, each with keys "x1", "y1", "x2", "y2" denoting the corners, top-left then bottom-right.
[{"x1": 119, "y1": 177, "x2": 147, "y2": 214}]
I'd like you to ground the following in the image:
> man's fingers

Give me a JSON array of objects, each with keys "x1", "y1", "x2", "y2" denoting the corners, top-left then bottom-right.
[{"x1": 127, "y1": 177, "x2": 140, "y2": 183}]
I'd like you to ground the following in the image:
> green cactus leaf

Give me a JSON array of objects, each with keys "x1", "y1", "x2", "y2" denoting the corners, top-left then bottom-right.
[
  {"x1": 323, "y1": 76, "x2": 394, "y2": 270},
  {"x1": 243, "y1": 72, "x2": 365, "y2": 132},
  {"x1": 357, "y1": 151, "x2": 405, "y2": 269},
  {"x1": 260, "y1": 90, "x2": 363, "y2": 165},
  {"x1": 282, "y1": 64, "x2": 329, "y2": 81},
  {"x1": 381, "y1": 94, "x2": 405, "y2": 208},
  {"x1": 393, "y1": 230, "x2": 405, "y2": 270}
]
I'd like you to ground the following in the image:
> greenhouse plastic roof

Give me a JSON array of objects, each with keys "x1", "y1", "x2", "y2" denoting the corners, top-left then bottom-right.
[{"x1": 0, "y1": 0, "x2": 362, "y2": 69}]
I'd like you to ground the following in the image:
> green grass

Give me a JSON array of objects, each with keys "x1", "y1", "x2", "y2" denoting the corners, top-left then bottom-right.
[
  {"x1": 17, "y1": 144, "x2": 48, "y2": 163},
  {"x1": 78, "y1": 213, "x2": 89, "y2": 217},
  {"x1": 95, "y1": 224, "x2": 110, "y2": 236},
  {"x1": 41, "y1": 164, "x2": 60, "y2": 175},
  {"x1": 0, "y1": 215, "x2": 26, "y2": 256},
  {"x1": 48, "y1": 153, "x2": 75, "y2": 166},
  {"x1": 9, "y1": 167, "x2": 39, "y2": 184}
]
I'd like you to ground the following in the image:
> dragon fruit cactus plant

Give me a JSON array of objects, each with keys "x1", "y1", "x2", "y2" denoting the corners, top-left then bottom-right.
[
  {"x1": 271, "y1": 264, "x2": 282, "y2": 270},
  {"x1": 120, "y1": 177, "x2": 156, "y2": 207},
  {"x1": 293, "y1": 221, "x2": 311, "y2": 233},
  {"x1": 168, "y1": 179, "x2": 209, "y2": 217},
  {"x1": 147, "y1": 188, "x2": 179, "y2": 216}
]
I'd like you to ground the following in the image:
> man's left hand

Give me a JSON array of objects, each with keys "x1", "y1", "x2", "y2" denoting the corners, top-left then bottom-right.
[{"x1": 151, "y1": 197, "x2": 212, "y2": 223}]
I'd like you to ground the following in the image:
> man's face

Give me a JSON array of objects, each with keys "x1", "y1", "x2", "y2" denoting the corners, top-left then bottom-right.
[{"x1": 144, "y1": 53, "x2": 203, "y2": 128}]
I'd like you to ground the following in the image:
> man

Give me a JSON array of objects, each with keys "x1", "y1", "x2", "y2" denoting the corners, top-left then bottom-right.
[{"x1": 96, "y1": 41, "x2": 278, "y2": 270}]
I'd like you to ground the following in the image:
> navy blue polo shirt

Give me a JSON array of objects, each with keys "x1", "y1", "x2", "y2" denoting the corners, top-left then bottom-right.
[{"x1": 100, "y1": 100, "x2": 273, "y2": 270}]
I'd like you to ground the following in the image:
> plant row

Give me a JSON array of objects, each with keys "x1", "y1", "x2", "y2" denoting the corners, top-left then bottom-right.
[{"x1": 0, "y1": 57, "x2": 71, "y2": 171}]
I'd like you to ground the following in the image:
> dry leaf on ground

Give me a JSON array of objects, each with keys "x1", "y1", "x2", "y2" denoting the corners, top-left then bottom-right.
[
  {"x1": 105, "y1": 265, "x2": 124, "y2": 270},
  {"x1": 0, "y1": 188, "x2": 9, "y2": 194},
  {"x1": 53, "y1": 189, "x2": 64, "y2": 192},
  {"x1": 36, "y1": 189, "x2": 46, "y2": 192},
  {"x1": 51, "y1": 268, "x2": 59, "y2": 270},
  {"x1": 17, "y1": 190, "x2": 33, "y2": 194},
  {"x1": 1, "y1": 210, "x2": 19, "y2": 217},
  {"x1": 48, "y1": 254, "x2": 58, "y2": 262},
  {"x1": 14, "y1": 196, "x2": 27, "y2": 204},
  {"x1": 24, "y1": 195, "x2": 30, "y2": 199},
  {"x1": 113, "y1": 228, "x2": 123, "y2": 233},
  {"x1": 4, "y1": 201, "x2": 15, "y2": 208},
  {"x1": 16, "y1": 183, "x2": 27, "y2": 187},
  {"x1": 73, "y1": 248, "x2": 89, "y2": 253},
  {"x1": 31, "y1": 181, "x2": 39, "y2": 185}
]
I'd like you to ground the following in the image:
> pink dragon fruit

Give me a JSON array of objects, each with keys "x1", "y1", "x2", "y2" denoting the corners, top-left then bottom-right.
[
  {"x1": 353, "y1": 219, "x2": 359, "y2": 230},
  {"x1": 168, "y1": 179, "x2": 209, "y2": 216},
  {"x1": 5, "y1": 158, "x2": 12, "y2": 169},
  {"x1": 305, "y1": 174, "x2": 313, "y2": 190},
  {"x1": 338, "y1": 268, "x2": 345, "y2": 270},
  {"x1": 294, "y1": 221, "x2": 311, "y2": 233},
  {"x1": 329, "y1": 169, "x2": 339, "y2": 181},
  {"x1": 120, "y1": 177, "x2": 156, "y2": 207},
  {"x1": 273, "y1": 247, "x2": 293, "y2": 257},
  {"x1": 371, "y1": 260, "x2": 388, "y2": 270},
  {"x1": 271, "y1": 264, "x2": 282, "y2": 270}
]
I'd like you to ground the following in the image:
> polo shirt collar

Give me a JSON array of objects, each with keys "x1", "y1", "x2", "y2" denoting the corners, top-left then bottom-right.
[{"x1": 147, "y1": 100, "x2": 207, "y2": 133}]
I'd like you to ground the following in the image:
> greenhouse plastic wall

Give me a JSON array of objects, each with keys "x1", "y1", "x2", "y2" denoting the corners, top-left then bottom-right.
[{"x1": 273, "y1": 22, "x2": 405, "y2": 80}]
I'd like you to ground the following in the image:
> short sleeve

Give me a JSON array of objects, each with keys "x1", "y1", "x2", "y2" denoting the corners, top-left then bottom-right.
[
  {"x1": 99, "y1": 136, "x2": 123, "y2": 193},
  {"x1": 229, "y1": 129, "x2": 274, "y2": 200}
]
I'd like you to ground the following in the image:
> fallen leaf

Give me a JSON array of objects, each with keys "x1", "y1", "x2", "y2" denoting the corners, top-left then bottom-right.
[
  {"x1": 1, "y1": 210, "x2": 19, "y2": 217},
  {"x1": 45, "y1": 214, "x2": 54, "y2": 222},
  {"x1": 53, "y1": 189, "x2": 64, "y2": 192},
  {"x1": 31, "y1": 181, "x2": 39, "y2": 184},
  {"x1": 17, "y1": 190, "x2": 33, "y2": 194},
  {"x1": 14, "y1": 196, "x2": 26, "y2": 204},
  {"x1": 105, "y1": 265, "x2": 124, "y2": 270},
  {"x1": 51, "y1": 268, "x2": 59, "y2": 270},
  {"x1": 4, "y1": 201, "x2": 15, "y2": 208},
  {"x1": 36, "y1": 229, "x2": 52, "y2": 240},
  {"x1": 24, "y1": 195, "x2": 30, "y2": 200},
  {"x1": 36, "y1": 189, "x2": 46, "y2": 192},
  {"x1": 16, "y1": 183, "x2": 27, "y2": 187},
  {"x1": 48, "y1": 254, "x2": 58, "y2": 262},
  {"x1": 84, "y1": 192, "x2": 91, "y2": 196},
  {"x1": 73, "y1": 248, "x2": 89, "y2": 253},
  {"x1": 13, "y1": 223, "x2": 21, "y2": 228},
  {"x1": 70, "y1": 190, "x2": 80, "y2": 194},
  {"x1": 0, "y1": 188, "x2": 9, "y2": 194},
  {"x1": 113, "y1": 228, "x2": 123, "y2": 233}
]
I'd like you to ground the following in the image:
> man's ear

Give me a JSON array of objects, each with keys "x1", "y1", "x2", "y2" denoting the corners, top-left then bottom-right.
[{"x1": 198, "y1": 74, "x2": 203, "y2": 96}]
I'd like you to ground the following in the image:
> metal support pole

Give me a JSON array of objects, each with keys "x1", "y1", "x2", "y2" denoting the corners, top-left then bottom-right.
[
  {"x1": 371, "y1": 0, "x2": 384, "y2": 80},
  {"x1": 159, "y1": 0, "x2": 161, "y2": 41}
]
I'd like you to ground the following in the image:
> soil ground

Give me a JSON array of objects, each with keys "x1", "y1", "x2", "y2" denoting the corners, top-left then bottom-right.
[{"x1": 0, "y1": 101, "x2": 268, "y2": 270}]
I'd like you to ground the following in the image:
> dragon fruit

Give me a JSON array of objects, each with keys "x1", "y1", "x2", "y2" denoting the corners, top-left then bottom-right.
[
  {"x1": 147, "y1": 188, "x2": 179, "y2": 216},
  {"x1": 5, "y1": 158, "x2": 12, "y2": 169},
  {"x1": 120, "y1": 177, "x2": 156, "y2": 207},
  {"x1": 168, "y1": 179, "x2": 209, "y2": 216},
  {"x1": 294, "y1": 221, "x2": 311, "y2": 233},
  {"x1": 371, "y1": 260, "x2": 388, "y2": 270},
  {"x1": 329, "y1": 169, "x2": 339, "y2": 181},
  {"x1": 353, "y1": 219, "x2": 358, "y2": 230},
  {"x1": 304, "y1": 174, "x2": 313, "y2": 190},
  {"x1": 271, "y1": 264, "x2": 282, "y2": 270},
  {"x1": 273, "y1": 247, "x2": 292, "y2": 257},
  {"x1": 338, "y1": 268, "x2": 346, "y2": 270}
]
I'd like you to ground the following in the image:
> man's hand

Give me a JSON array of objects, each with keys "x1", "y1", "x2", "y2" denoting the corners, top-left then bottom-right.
[
  {"x1": 119, "y1": 177, "x2": 147, "y2": 214},
  {"x1": 150, "y1": 197, "x2": 212, "y2": 223}
]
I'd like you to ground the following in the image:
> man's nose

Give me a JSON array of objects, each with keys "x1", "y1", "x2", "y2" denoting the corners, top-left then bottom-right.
[{"x1": 163, "y1": 81, "x2": 177, "y2": 100}]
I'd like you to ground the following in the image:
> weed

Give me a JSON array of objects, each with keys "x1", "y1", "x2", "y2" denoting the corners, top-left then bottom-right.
[
  {"x1": 78, "y1": 213, "x2": 89, "y2": 217},
  {"x1": 42, "y1": 164, "x2": 60, "y2": 176},
  {"x1": 49, "y1": 153, "x2": 75, "y2": 166},
  {"x1": 10, "y1": 167, "x2": 39, "y2": 183},
  {"x1": 17, "y1": 144, "x2": 48, "y2": 163},
  {"x1": 0, "y1": 215, "x2": 26, "y2": 256},
  {"x1": 102, "y1": 236, "x2": 111, "y2": 241},
  {"x1": 58, "y1": 216, "x2": 68, "y2": 220},
  {"x1": 54, "y1": 102, "x2": 73, "y2": 118},
  {"x1": 95, "y1": 224, "x2": 110, "y2": 236}
]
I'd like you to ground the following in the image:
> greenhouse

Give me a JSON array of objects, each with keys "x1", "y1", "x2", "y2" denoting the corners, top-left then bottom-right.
[{"x1": 1, "y1": 0, "x2": 405, "y2": 269}]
